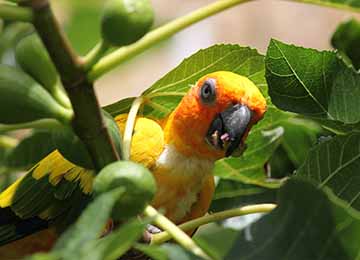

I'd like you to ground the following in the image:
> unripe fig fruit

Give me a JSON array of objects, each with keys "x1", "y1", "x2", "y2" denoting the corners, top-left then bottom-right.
[
  {"x1": 15, "y1": 33, "x2": 71, "y2": 108},
  {"x1": 101, "y1": 0, "x2": 154, "y2": 46},
  {"x1": 93, "y1": 161, "x2": 156, "y2": 220},
  {"x1": 0, "y1": 65, "x2": 72, "y2": 124}
]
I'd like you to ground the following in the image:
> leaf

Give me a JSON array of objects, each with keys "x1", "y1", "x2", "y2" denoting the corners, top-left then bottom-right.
[
  {"x1": 268, "y1": 146, "x2": 295, "y2": 179},
  {"x1": 210, "y1": 180, "x2": 277, "y2": 212},
  {"x1": 265, "y1": 39, "x2": 360, "y2": 126},
  {"x1": 5, "y1": 131, "x2": 55, "y2": 169},
  {"x1": 80, "y1": 219, "x2": 147, "y2": 260},
  {"x1": 104, "y1": 44, "x2": 268, "y2": 118},
  {"x1": 297, "y1": 133, "x2": 360, "y2": 216},
  {"x1": 53, "y1": 188, "x2": 125, "y2": 259},
  {"x1": 331, "y1": 18, "x2": 360, "y2": 69},
  {"x1": 25, "y1": 253, "x2": 60, "y2": 260},
  {"x1": 315, "y1": 0, "x2": 360, "y2": 11},
  {"x1": 280, "y1": 118, "x2": 322, "y2": 167},
  {"x1": 193, "y1": 224, "x2": 239, "y2": 260},
  {"x1": 103, "y1": 97, "x2": 135, "y2": 118},
  {"x1": 327, "y1": 188, "x2": 360, "y2": 259},
  {"x1": 134, "y1": 244, "x2": 169, "y2": 260},
  {"x1": 135, "y1": 243, "x2": 199, "y2": 260},
  {"x1": 222, "y1": 178, "x2": 358, "y2": 260},
  {"x1": 213, "y1": 126, "x2": 284, "y2": 188}
]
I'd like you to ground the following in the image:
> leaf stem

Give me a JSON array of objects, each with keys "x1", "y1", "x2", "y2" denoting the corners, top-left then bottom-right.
[
  {"x1": 82, "y1": 40, "x2": 111, "y2": 71},
  {"x1": 0, "y1": 3, "x2": 33, "y2": 22},
  {"x1": 123, "y1": 97, "x2": 144, "y2": 160},
  {"x1": 87, "y1": 0, "x2": 252, "y2": 81},
  {"x1": 151, "y1": 203, "x2": 277, "y2": 244},
  {"x1": 143, "y1": 205, "x2": 210, "y2": 260}
]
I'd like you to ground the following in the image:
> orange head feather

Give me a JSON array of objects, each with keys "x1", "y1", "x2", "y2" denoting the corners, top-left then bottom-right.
[{"x1": 164, "y1": 71, "x2": 267, "y2": 160}]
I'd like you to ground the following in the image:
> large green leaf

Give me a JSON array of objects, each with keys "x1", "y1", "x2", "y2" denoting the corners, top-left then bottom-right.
[
  {"x1": 80, "y1": 219, "x2": 147, "y2": 260},
  {"x1": 210, "y1": 180, "x2": 277, "y2": 212},
  {"x1": 213, "y1": 126, "x2": 284, "y2": 188},
  {"x1": 104, "y1": 44, "x2": 268, "y2": 118},
  {"x1": 201, "y1": 178, "x2": 359, "y2": 260},
  {"x1": 297, "y1": 133, "x2": 360, "y2": 216},
  {"x1": 331, "y1": 18, "x2": 360, "y2": 70},
  {"x1": 53, "y1": 188, "x2": 125, "y2": 259},
  {"x1": 265, "y1": 39, "x2": 360, "y2": 127}
]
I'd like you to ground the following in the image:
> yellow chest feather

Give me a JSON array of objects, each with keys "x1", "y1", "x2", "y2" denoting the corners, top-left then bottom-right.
[{"x1": 151, "y1": 144, "x2": 214, "y2": 223}]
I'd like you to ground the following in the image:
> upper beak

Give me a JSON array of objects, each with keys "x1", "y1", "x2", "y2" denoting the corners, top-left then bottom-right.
[{"x1": 206, "y1": 104, "x2": 252, "y2": 157}]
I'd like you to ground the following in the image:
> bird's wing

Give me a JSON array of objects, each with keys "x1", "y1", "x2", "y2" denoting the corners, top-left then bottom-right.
[
  {"x1": 0, "y1": 150, "x2": 93, "y2": 246},
  {"x1": 114, "y1": 114, "x2": 165, "y2": 170},
  {"x1": 0, "y1": 114, "x2": 164, "y2": 246}
]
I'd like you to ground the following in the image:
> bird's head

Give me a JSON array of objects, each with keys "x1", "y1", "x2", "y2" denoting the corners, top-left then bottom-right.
[{"x1": 164, "y1": 71, "x2": 267, "y2": 160}]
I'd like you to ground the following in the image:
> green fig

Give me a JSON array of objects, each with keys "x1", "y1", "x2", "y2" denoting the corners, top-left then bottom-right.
[
  {"x1": 101, "y1": 0, "x2": 154, "y2": 46},
  {"x1": 0, "y1": 65, "x2": 73, "y2": 124},
  {"x1": 15, "y1": 33, "x2": 71, "y2": 108},
  {"x1": 93, "y1": 161, "x2": 156, "y2": 220}
]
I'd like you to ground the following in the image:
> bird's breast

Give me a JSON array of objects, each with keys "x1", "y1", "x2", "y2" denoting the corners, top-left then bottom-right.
[{"x1": 151, "y1": 144, "x2": 214, "y2": 223}]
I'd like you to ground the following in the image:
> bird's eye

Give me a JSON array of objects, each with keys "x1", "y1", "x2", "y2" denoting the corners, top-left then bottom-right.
[{"x1": 199, "y1": 78, "x2": 216, "y2": 105}]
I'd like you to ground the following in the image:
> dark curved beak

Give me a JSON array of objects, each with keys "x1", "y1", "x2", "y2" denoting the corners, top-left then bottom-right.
[{"x1": 206, "y1": 104, "x2": 252, "y2": 157}]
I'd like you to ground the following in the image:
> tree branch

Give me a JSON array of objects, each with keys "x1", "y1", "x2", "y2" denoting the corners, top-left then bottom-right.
[{"x1": 30, "y1": 0, "x2": 120, "y2": 170}]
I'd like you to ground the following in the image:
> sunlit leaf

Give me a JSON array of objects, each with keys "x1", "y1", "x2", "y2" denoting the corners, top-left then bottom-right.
[
  {"x1": 214, "y1": 126, "x2": 284, "y2": 188},
  {"x1": 104, "y1": 44, "x2": 269, "y2": 118},
  {"x1": 265, "y1": 39, "x2": 360, "y2": 129}
]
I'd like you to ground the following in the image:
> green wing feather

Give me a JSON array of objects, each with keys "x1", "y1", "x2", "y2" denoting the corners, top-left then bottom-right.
[{"x1": 0, "y1": 150, "x2": 94, "y2": 245}]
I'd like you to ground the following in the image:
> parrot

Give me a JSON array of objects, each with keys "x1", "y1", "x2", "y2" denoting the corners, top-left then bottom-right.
[{"x1": 0, "y1": 71, "x2": 266, "y2": 258}]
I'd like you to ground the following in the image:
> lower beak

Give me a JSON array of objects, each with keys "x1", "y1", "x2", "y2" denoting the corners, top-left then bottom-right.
[{"x1": 206, "y1": 104, "x2": 252, "y2": 157}]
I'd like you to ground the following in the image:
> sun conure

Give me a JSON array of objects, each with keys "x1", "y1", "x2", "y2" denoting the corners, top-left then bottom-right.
[{"x1": 0, "y1": 71, "x2": 266, "y2": 258}]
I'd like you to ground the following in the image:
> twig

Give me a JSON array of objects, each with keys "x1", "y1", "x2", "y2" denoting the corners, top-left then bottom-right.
[
  {"x1": 143, "y1": 205, "x2": 210, "y2": 260},
  {"x1": 152, "y1": 203, "x2": 277, "y2": 244},
  {"x1": 87, "y1": 0, "x2": 252, "y2": 81},
  {"x1": 82, "y1": 40, "x2": 111, "y2": 71},
  {"x1": 123, "y1": 97, "x2": 144, "y2": 160}
]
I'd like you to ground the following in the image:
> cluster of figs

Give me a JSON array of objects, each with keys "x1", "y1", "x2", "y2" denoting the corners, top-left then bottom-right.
[{"x1": 0, "y1": 0, "x2": 157, "y2": 221}]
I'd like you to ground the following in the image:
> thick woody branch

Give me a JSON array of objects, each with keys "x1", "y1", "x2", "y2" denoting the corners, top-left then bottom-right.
[{"x1": 30, "y1": 0, "x2": 120, "y2": 170}]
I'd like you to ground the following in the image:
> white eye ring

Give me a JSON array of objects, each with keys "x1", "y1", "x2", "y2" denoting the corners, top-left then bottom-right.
[{"x1": 200, "y1": 78, "x2": 216, "y2": 105}]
